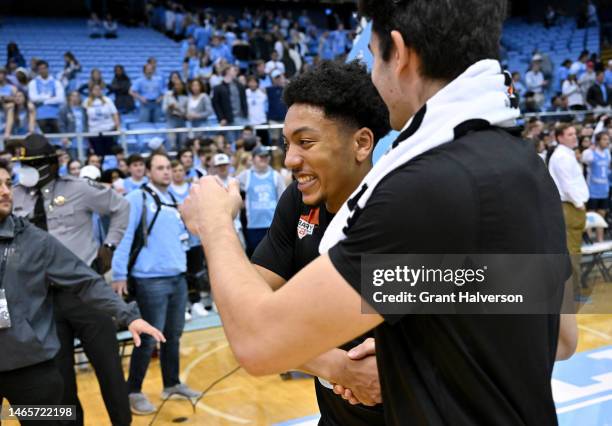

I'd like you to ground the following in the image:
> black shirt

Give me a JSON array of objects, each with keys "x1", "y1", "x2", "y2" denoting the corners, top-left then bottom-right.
[
  {"x1": 328, "y1": 128, "x2": 568, "y2": 426},
  {"x1": 252, "y1": 182, "x2": 385, "y2": 426}
]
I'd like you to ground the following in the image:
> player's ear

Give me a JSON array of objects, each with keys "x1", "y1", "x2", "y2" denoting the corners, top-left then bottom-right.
[{"x1": 353, "y1": 127, "x2": 374, "y2": 163}]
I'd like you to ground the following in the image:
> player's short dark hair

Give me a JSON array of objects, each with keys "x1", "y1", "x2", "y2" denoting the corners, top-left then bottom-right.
[
  {"x1": 283, "y1": 60, "x2": 390, "y2": 144},
  {"x1": 178, "y1": 148, "x2": 192, "y2": 159},
  {"x1": 126, "y1": 153, "x2": 144, "y2": 166},
  {"x1": 36, "y1": 60, "x2": 49, "y2": 69},
  {"x1": 359, "y1": 0, "x2": 507, "y2": 81}
]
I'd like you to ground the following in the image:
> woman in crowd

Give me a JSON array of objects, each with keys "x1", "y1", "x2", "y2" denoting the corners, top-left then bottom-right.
[
  {"x1": 562, "y1": 74, "x2": 586, "y2": 110},
  {"x1": 162, "y1": 72, "x2": 188, "y2": 149},
  {"x1": 3, "y1": 90, "x2": 36, "y2": 139},
  {"x1": 186, "y1": 78, "x2": 213, "y2": 134},
  {"x1": 79, "y1": 68, "x2": 106, "y2": 97},
  {"x1": 109, "y1": 65, "x2": 134, "y2": 114},
  {"x1": 59, "y1": 51, "x2": 81, "y2": 92},
  {"x1": 59, "y1": 91, "x2": 87, "y2": 159},
  {"x1": 6, "y1": 42, "x2": 26, "y2": 68},
  {"x1": 68, "y1": 159, "x2": 82, "y2": 177},
  {"x1": 83, "y1": 83, "x2": 120, "y2": 156}
]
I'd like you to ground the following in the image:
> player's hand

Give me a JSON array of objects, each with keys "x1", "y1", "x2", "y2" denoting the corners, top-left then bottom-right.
[
  {"x1": 181, "y1": 176, "x2": 242, "y2": 238},
  {"x1": 128, "y1": 319, "x2": 166, "y2": 347},
  {"x1": 112, "y1": 280, "x2": 128, "y2": 296},
  {"x1": 332, "y1": 339, "x2": 381, "y2": 406}
]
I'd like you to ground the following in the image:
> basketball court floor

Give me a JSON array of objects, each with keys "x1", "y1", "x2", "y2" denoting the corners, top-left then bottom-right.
[{"x1": 67, "y1": 311, "x2": 612, "y2": 426}]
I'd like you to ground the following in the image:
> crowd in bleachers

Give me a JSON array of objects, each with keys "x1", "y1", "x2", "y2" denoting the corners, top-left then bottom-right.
[{"x1": 503, "y1": 2, "x2": 611, "y2": 113}]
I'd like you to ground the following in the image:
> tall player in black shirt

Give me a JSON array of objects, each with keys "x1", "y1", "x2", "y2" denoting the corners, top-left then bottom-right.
[
  {"x1": 181, "y1": 2, "x2": 577, "y2": 424},
  {"x1": 250, "y1": 61, "x2": 391, "y2": 426}
]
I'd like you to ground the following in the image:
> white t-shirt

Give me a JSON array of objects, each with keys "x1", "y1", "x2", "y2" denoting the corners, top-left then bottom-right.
[
  {"x1": 83, "y1": 97, "x2": 118, "y2": 133},
  {"x1": 246, "y1": 88, "x2": 268, "y2": 125},
  {"x1": 264, "y1": 60, "x2": 285, "y2": 75}
]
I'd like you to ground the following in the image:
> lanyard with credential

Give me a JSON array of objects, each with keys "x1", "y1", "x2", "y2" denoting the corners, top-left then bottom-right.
[
  {"x1": 0, "y1": 241, "x2": 11, "y2": 290},
  {"x1": 0, "y1": 241, "x2": 12, "y2": 329}
]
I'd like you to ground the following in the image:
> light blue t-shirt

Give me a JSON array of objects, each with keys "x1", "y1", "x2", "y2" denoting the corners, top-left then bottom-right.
[
  {"x1": 131, "y1": 75, "x2": 164, "y2": 101},
  {"x1": 245, "y1": 169, "x2": 278, "y2": 229},
  {"x1": 587, "y1": 149, "x2": 611, "y2": 199}
]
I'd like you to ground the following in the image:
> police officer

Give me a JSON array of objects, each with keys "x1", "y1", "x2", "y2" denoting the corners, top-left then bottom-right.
[
  {"x1": 0, "y1": 157, "x2": 164, "y2": 426},
  {"x1": 12, "y1": 134, "x2": 132, "y2": 426}
]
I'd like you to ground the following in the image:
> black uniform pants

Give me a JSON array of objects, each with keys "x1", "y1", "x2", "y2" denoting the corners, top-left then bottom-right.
[
  {"x1": 0, "y1": 359, "x2": 64, "y2": 426},
  {"x1": 54, "y1": 289, "x2": 131, "y2": 426}
]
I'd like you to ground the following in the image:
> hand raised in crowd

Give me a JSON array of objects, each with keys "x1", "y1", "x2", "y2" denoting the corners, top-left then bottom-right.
[
  {"x1": 128, "y1": 319, "x2": 166, "y2": 347},
  {"x1": 112, "y1": 280, "x2": 128, "y2": 296},
  {"x1": 332, "y1": 338, "x2": 382, "y2": 406},
  {"x1": 181, "y1": 176, "x2": 242, "y2": 239}
]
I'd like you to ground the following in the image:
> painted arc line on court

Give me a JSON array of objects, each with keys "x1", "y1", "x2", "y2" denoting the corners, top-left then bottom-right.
[
  {"x1": 180, "y1": 343, "x2": 229, "y2": 382},
  {"x1": 556, "y1": 393, "x2": 612, "y2": 414},
  {"x1": 180, "y1": 342, "x2": 251, "y2": 423},
  {"x1": 579, "y1": 325, "x2": 612, "y2": 341}
]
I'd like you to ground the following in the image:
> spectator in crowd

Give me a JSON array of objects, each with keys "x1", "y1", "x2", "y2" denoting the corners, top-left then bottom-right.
[
  {"x1": 162, "y1": 73, "x2": 188, "y2": 149},
  {"x1": 104, "y1": 14, "x2": 118, "y2": 38},
  {"x1": 6, "y1": 42, "x2": 26, "y2": 68},
  {"x1": 266, "y1": 70, "x2": 288, "y2": 143},
  {"x1": 78, "y1": 68, "x2": 106, "y2": 98},
  {"x1": 28, "y1": 60, "x2": 66, "y2": 134},
  {"x1": 118, "y1": 158, "x2": 129, "y2": 176},
  {"x1": 330, "y1": 23, "x2": 350, "y2": 58},
  {"x1": 570, "y1": 50, "x2": 589, "y2": 78},
  {"x1": 194, "y1": 53, "x2": 214, "y2": 80},
  {"x1": 3, "y1": 90, "x2": 36, "y2": 139},
  {"x1": 237, "y1": 145, "x2": 286, "y2": 255},
  {"x1": 544, "y1": 5, "x2": 557, "y2": 28},
  {"x1": 563, "y1": 74, "x2": 586, "y2": 110},
  {"x1": 58, "y1": 91, "x2": 87, "y2": 159},
  {"x1": 168, "y1": 159, "x2": 209, "y2": 317},
  {"x1": 212, "y1": 66, "x2": 248, "y2": 127},
  {"x1": 549, "y1": 123, "x2": 589, "y2": 300},
  {"x1": 206, "y1": 34, "x2": 233, "y2": 64},
  {"x1": 245, "y1": 75, "x2": 268, "y2": 126},
  {"x1": 186, "y1": 78, "x2": 213, "y2": 132},
  {"x1": 178, "y1": 148, "x2": 202, "y2": 181},
  {"x1": 28, "y1": 57, "x2": 39, "y2": 80},
  {"x1": 124, "y1": 153, "x2": 149, "y2": 193},
  {"x1": 0, "y1": 68, "x2": 17, "y2": 103},
  {"x1": 253, "y1": 60, "x2": 272, "y2": 89},
  {"x1": 525, "y1": 55, "x2": 548, "y2": 110},
  {"x1": 86, "y1": 153, "x2": 102, "y2": 169},
  {"x1": 111, "y1": 152, "x2": 201, "y2": 415},
  {"x1": 548, "y1": 94, "x2": 569, "y2": 114},
  {"x1": 7, "y1": 67, "x2": 30, "y2": 93},
  {"x1": 582, "y1": 131, "x2": 611, "y2": 241},
  {"x1": 83, "y1": 83, "x2": 120, "y2": 157},
  {"x1": 130, "y1": 63, "x2": 165, "y2": 123},
  {"x1": 68, "y1": 158, "x2": 81, "y2": 177},
  {"x1": 59, "y1": 51, "x2": 81, "y2": 92},
  {"x1": 318, "y1": 31, "x2": 334, "y2": 61},
  {"x1": 88, "y1": 13, "x2": 103, "y2": 38},
  {"x1": 579, "y1": 61, "x2": 597, "y2": 99},
  {"x1": 102, "y1": 145, "x2": 126, "y2": 171},
  {"x1": 264, "y1": 50, "x2": 285, "y2": 76},
  {"x1": 605, "y1": 60, "x2": 612, "y2": 89},
  {"x1": 557, "y1": 59, "x2": 572, "y2": 91},
  {"x1": 511, "y1": 71, "x2": 526, "y2": 99},
  {"x1": 586, "y1": 71, "x2": 611, "y2": 108},
  {"x1": 109, "y1": 65, "x2": 135, "y2": 114},
  {"x1": 212, "y1": 152, "x2": 245, "y2": 246}
]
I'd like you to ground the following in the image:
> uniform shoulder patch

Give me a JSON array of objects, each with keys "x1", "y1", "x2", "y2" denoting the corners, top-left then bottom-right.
[{"x1": 86, "y1": 179, "x2": 107, "y2": 190}]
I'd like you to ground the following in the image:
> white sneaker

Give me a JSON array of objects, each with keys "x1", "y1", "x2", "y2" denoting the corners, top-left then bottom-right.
[
  {"x1": 185, "y1": 310, "x2": 192, "y2": 322},
  {"x1": 190, "y1": 302, "x2": 209, "y2": 317}
]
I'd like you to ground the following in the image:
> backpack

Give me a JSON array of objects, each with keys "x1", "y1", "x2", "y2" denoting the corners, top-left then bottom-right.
[{"x1": 126, "y1": 185, "x2": 178, "y2": 295}]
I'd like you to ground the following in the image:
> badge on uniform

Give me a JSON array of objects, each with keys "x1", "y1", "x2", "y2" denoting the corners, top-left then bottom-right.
[
  {"x1": 0, "y1": 289, "x2": 11, "y2": 329},
  {"x1": 54, "y1": 195, "x2": 66, "y2": 206}
]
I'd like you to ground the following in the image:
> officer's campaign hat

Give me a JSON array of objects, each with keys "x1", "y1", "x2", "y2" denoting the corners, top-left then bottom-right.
[{"x1": 12, "y1": 134, "x2": 58, "y2": 162}]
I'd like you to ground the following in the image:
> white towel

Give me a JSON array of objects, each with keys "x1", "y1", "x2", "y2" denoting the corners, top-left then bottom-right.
[{"x1": 319, "y1": 59, "x2": 520, "y2": 254}]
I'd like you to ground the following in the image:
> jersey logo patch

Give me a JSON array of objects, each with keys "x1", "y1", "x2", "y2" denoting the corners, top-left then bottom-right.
[{"x1": 297, "y1": 208, "x2": 319, "y2": 240}]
